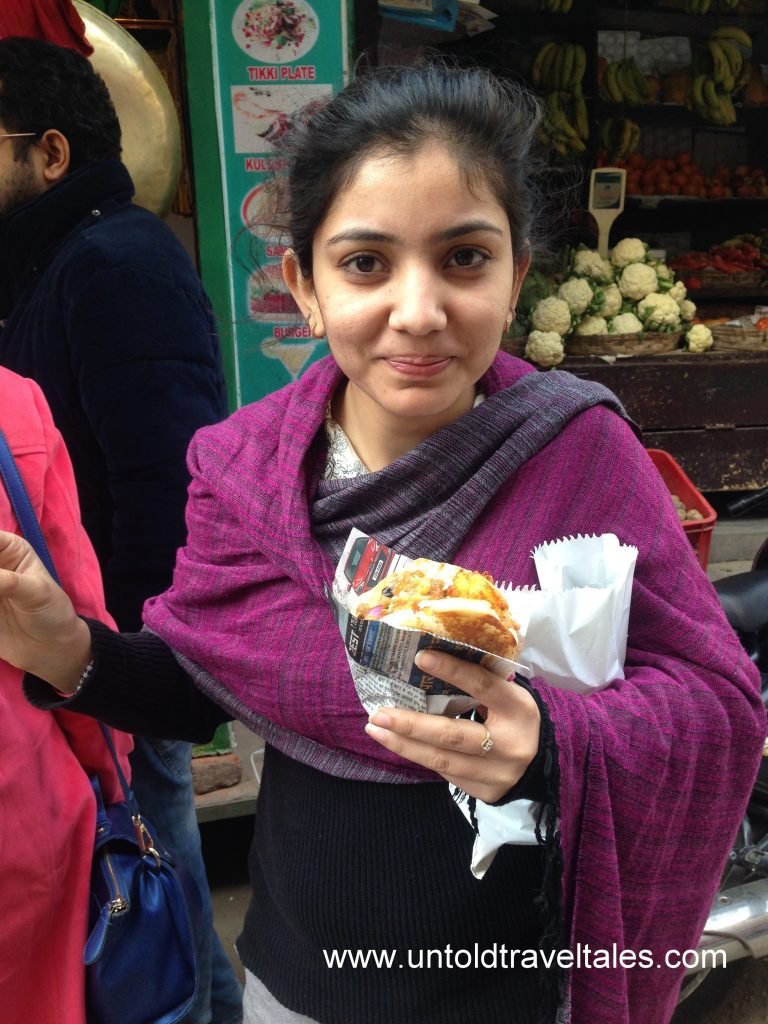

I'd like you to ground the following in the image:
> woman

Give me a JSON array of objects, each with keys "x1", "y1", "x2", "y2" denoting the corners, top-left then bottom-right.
[
  {"x1": 0, "y1": 366, "x2": 132, "y2": 1023},
  {"x1": 0, "y1": 65, "x2": 763, "y2": 1024}
]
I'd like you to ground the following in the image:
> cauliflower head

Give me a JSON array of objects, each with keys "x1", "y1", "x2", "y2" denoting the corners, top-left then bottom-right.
[
  {"x1": 557, "y1": 278, "x2": 594, "y2": 316},
  {"x1": 685, "y1": 324, "x2": 713, "y2": 352},
  {"x1": 609, "y1": 312, "x2": 644, "y2": 334},
  {"x1": 668, "y1": 280, "x2": 687, "y2": 305},
  {"x1": 525, "y1": 330, "x2": 565, "y2": 368},
  {"x1": 600, "y1": 283, "x2": 623, "y2": 318},
  {"x1": 531, "y1": 296, "x2": 571, "y2": 336},
  {"x1": 678, "y1": 299, "x2": 696, "y2": 321},
  {"x1": 636, "y1": 292, "x2": 682, "y2": 331},
  {"x1": 575, "y1": 315, "x2": 609, "y2": 336},
  {"x1": 653, "y1": 263, "x2": 675, "y2": 291},
  {"x1": 618, "y1": 263, "x2": 659, "y2": 301},
  {"x1": 610, "y1": 237, "x2": 648, "y2": 269},
  {"x1": 572, "y1": 249, "x2": 614, "y2": 284}
]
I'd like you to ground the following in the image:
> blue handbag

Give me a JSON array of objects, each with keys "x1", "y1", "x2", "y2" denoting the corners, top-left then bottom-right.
[{"x1": 0, "y1": 428, "x2": 201, "y2": 1024}]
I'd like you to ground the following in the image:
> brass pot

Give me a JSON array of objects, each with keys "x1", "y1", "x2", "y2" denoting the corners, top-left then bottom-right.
[{"x1": 73, "y1": 0, "x2": 181, "y2": 217}]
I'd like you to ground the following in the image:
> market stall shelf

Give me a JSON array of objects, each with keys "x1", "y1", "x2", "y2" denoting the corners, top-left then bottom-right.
[{"x1": 566, "y1": 350, "x2": 768, "y2": 492}]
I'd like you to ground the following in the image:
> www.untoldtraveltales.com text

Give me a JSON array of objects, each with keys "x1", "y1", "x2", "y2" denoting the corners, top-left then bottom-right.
[{"x1": 322, "y1": 943, "x2": 726, "y2": 971}]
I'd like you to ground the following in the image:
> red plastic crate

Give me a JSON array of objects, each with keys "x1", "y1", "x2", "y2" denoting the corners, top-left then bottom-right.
[{"x1": 647, "y1": 449, "x2": 717, "y2": 570}]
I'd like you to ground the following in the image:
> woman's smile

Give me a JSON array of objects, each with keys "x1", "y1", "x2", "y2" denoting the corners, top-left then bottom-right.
[{"x1": 383, "y1": 355, "x2": 454, "y2": 377}]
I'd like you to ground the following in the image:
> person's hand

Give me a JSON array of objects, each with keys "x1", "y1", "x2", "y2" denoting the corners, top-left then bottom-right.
[
  {"x1": 0, "y1": 530, "x2": 92, "y2": 691},
  {"x1": 364, "y1": 649, "x2": 541, "y2": 803}
]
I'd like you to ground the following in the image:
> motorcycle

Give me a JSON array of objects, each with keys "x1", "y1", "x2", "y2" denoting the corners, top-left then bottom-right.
[{"x1": 677, "y1": 487, "x2": 768, "y2": 1008}]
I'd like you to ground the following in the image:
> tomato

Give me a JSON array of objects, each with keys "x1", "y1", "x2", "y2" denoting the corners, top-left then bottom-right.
[{"x1": 755, "y1": 316, "x2": 768, "y2": 330}]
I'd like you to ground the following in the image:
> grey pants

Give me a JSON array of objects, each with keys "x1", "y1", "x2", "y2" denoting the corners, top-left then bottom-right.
[{"x1": 243, "y1": 970, "x2": 319, "y2": 1024}]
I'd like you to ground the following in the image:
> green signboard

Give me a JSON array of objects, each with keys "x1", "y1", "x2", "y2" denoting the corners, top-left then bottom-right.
[{"x1": 184, "y1": 0, "x2": 349, "y2": 407}]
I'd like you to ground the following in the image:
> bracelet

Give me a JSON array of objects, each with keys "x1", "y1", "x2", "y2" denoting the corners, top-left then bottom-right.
[{"x1": 56, "y1": 658, "x2": 94, "y2": 699}]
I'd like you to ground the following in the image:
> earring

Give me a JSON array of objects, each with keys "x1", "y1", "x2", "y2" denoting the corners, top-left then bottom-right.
[{"x1": 505, "y1": 311, "x2": 516, "y2": 330}]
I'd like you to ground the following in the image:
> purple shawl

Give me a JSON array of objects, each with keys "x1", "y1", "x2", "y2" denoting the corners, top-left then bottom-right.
[
  {"x1": 143, "y1": 353, "x2": 622, "y2": 780},
  {"x1": 143, "y1": 352, "x2": 764, "y2": 1022}
]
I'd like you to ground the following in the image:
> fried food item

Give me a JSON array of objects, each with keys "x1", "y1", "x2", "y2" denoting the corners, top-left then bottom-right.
[{"x1": 350, "y1": 558, "x2": 520, "y2": 660}]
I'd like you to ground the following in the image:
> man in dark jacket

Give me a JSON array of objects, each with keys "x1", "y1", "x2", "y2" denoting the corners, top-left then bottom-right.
[{"x1": 0, "y1": 36, "x2": 242, "y2": 1024}]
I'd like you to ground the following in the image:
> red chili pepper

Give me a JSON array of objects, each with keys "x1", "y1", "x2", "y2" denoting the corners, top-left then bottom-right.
[
  {"x1": 713, "y1": 248, "x2": 752, "y2": 266},
  {"x1": 710, "y1": 253, "x2": 747, "y2": 274}
]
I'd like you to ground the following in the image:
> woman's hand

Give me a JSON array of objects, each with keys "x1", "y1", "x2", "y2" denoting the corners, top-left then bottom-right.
[
  {"x1": 0, "y1": 530, "x2": 92, "y2": 691},
  {"x1": 364, "y1": 649, "x2": 541, "y2": 803}
]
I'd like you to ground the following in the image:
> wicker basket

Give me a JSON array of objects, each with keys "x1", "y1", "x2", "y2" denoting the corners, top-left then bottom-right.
[
  {"x1": 711, "y1": 325, "x2": 768, "y2": 352},
  {"x1": 565, "y1": 331, "x2": 683, "y2": 356},
  {"x1": 700, "y1": 269, "x2": 763, "y2": 291}
]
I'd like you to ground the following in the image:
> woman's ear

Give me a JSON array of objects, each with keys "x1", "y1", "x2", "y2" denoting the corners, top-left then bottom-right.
[
  {"x1": 509, "y1": 246, "x2": 532, "y2": 311},
  {"x1": 282, "y1": 249, "x2": 325, "y2": 338}
]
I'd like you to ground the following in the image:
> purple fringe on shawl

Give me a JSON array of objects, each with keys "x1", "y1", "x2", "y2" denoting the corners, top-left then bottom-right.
[{"x1": 143, "y1": 352, "x2": 765, "y2": 1023}]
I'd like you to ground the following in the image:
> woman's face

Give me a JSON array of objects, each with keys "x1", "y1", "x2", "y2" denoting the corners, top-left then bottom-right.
[{"x1": 284, "y1": 141, "x2": 528, "y2": 436}]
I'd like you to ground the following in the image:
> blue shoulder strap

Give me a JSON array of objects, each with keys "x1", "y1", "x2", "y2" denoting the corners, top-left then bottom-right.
[{"x1": 0, "y1": 428, "x2": 60, "y2": 583}]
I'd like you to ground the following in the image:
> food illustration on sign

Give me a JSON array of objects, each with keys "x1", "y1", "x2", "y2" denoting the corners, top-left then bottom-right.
[
  {"x1": 261, "y1": 334, "x2": 324, "y2": 381},
  {"x1": 232, "y1": 84, "x2": 331, "y2": 153},
  {"x1": 232, "y1": 0, "x2": 319, "y2": 63},
  {"x1": 247, "y1": 263, "x2": 299, "y2": 321},
  {"x1": 233, "y1": 89, "x2": 291, "y2": 145},
  {"x1": 241, "y1": 178, "x2": 287, "y2": 245}
]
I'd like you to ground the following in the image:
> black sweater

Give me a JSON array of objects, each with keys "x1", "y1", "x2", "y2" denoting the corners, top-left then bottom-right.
[
  {"x1": 0, "y1": 160, "x2": 227, "y2": 631},
  {"x1": 26, "y1": 622, "x2": 559, "y2": 1024}
]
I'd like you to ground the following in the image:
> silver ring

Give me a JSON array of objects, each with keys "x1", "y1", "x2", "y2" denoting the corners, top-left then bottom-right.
[{"x1": 480, "y1": 724, "x2": 494, "y2": 755}]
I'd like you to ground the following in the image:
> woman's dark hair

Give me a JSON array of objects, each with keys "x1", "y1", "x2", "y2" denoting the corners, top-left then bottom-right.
[
  {"x1": 275, "y1": 62, "x2": 544, "y2": 276},
  {"x1": 0, "y1": 36, "x2": 121, "y2": 170}
]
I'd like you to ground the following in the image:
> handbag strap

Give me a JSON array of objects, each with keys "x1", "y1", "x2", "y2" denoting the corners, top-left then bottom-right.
[
  {"x1": 0, "y1": 428, "x2": 60, "y2": 582},
  {"x1": 0, "y1": 427, "x2": 133, "y2": 806}
]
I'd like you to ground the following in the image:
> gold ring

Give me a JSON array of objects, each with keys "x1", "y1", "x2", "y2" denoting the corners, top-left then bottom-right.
[{"x1": 480, "y1": 724, "x2": 494, "y2": 755}]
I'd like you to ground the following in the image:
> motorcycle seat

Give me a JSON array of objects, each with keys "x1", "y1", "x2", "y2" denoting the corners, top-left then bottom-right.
[{"x1": 713, "y1": 571, "x2": 768, "y2": 634}]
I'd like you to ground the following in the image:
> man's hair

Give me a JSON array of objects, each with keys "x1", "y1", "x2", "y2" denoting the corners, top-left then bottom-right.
[{"x1": 0, "y1": 36, "x2": 121, "y2": 169}]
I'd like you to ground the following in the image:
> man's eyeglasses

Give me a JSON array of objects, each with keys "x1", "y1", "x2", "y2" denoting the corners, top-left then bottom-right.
[{"x1": 0, "y1": 132, "x2": 37, "y2": 141}]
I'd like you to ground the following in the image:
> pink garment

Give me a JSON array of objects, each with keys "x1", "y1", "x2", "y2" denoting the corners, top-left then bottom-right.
[{"x1": 0, "y1": 367, "x2": 132, "y2": 1024}]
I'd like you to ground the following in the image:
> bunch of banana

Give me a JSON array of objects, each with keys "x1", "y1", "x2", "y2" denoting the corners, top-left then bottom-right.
[
  {"x1": 531, "y1": 42, "x2": 587, "y2": 93},
  {"x1": 599, "y1": 59, "x2": 651, "y2": 106},
  {"x1": 691, "y1": 74, "x2": 738, "y2": 125},
  {"x1": 685, "y1": 0, "x2": 712, "y2": 13},
  {"x1": 541, "y1": 0, "x2": 574, "y2": 12},
  {"x1": 711, "y1": 25, "x2": 752, "y2": 52},
  {"x1": 704, "y1": 33, "x2": 746, "y2": 92},
  {"x1": 711, "y1": 26, "x2": 752, "y2": 85},
  {"x1": 541, "y1": 91, "x2": 589, "y2": 155},
  {"x1": 600, "y1": 117, "x2": 640, "y2": 161}
]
